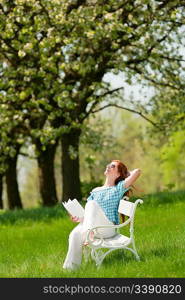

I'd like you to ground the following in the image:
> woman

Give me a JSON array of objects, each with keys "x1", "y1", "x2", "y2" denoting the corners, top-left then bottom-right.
[{"x1": 63, "y1": 160, "x2": 141, "y2": 270}]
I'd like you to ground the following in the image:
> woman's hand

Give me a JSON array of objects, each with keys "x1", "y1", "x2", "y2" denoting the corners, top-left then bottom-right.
[{"x1": 70, "y1": 215, "x2": 84, "y2": 223}]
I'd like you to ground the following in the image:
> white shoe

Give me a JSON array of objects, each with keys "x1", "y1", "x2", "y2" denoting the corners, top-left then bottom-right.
[{"x1": 63, "y1": 262, "x2": 79, "y2": 271}]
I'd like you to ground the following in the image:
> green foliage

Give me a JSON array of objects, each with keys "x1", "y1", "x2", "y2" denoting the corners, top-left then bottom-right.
[
  {"x1": 149, "y1": 88, "x2": 185, "y2": 137},
  {"x1": 0, "y1": 0, "x2": 184, "y2": 156},
  {"x1": 160, "y1": 130, "x2": 185, "y2": 189}
]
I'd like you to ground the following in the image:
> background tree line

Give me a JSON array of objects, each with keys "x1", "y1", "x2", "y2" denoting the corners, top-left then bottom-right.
[{"x1": 0, "y1": 0, "x2": 184, "y2": 209}]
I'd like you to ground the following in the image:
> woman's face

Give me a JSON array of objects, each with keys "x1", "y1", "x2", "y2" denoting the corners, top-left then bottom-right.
[{"x1": 104, "y1": 161, "x2": 120, "y2": 178}]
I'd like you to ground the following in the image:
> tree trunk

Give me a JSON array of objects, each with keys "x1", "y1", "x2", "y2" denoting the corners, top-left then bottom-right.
[
  {"x1": 0, "y1": 174, "x2": 3, "y2": 209},
  {"x1": 61, "y1": 128, "x2": 82, "y2": 202},
  {"x1": 5, "y1": 155, "x2": 22, "y2": 209},
  {"x1": 37, "y1": 143, "x2": 58, "y2": 206}
]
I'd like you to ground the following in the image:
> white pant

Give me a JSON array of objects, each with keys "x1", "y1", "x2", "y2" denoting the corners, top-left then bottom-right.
[{"x1": 63, "y1": 201, "x2": 115, "y2": 270}]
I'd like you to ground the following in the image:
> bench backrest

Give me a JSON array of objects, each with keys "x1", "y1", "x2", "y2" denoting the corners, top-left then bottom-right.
[{"x1": 118, "y1": 198, "x2": 135, "y2": 217}]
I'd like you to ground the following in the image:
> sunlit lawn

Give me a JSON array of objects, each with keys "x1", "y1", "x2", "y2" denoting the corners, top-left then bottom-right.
[{"x1": 0, "y1": 191, "x2": 185, "y2": 278}]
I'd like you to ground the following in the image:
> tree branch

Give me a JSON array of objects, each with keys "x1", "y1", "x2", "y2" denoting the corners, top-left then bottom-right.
[
  {"x1": 83, "y1": 87, "x2": 124, "y2": 120},
  {"x1": 91, "y1": 103, "x2": 161, "y2": 129},
  {"x1": 96, "y1": 87, "x2": 124, "y2": 99},
  {"x1": 127, "y1": 65, "x2": 180, "y2": 90}
]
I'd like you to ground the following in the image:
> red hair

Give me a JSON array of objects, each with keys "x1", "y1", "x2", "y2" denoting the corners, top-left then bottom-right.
[
  {"x1": 112, "y1": 160, "x2": 131, "y2": 223},
  {"x1": 112, "y1": 160, "x2": 130, "y2": 184}
]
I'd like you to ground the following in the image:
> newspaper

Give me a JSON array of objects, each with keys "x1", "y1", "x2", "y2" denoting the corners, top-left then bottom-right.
[{"x1": 62, "y1": 198, "x2": 84, "y2": 218}]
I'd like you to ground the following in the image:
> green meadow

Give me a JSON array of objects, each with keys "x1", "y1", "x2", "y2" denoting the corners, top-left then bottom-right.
[{"x1": 0, "y1": 191, "x2": 185, "y2": 278}]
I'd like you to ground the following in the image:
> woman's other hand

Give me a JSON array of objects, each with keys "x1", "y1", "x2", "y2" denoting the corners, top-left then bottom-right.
[{"x1": 70, "y1": 215, "x2": 83, "y2": 223}]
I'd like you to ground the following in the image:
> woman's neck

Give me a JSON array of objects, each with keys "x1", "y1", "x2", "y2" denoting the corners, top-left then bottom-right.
[{"x1": 103, "y1": 178, "x2": 115, "y2": 187}]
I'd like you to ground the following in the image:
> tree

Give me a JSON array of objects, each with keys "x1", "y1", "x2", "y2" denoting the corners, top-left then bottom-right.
[
  {"x1": 0, "y1": 100, "x2": 23, "y2": 209},
  {"x1": 0, "y1": 0, "x2": 61, "y2": 207},
  {"x1": 29, "y1": 117, "x2": 59, "y2": 206},
  {"x1": 0, "y1": 0, "x2": 184, "y2": 203}
]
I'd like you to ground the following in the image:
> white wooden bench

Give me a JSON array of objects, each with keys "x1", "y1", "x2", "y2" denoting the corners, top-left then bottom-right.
[{"x1": 83, "y1": 196, "x2": 143, "y2": 268}]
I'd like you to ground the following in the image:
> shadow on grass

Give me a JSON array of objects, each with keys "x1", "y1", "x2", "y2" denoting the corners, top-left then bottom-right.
[
  {"x1": 0, "y1": 204, "x2": 67, "y2": 225},
  {"x1": 99, "y1": 245, "x2": 172, "y2": 267},
  {"x1": 98, "y1": 249, "x2": 138, "y2": 267},
  {"x1": 139, "y1": 246, "x2": 172, "y2": 263},
  {"x1": 148, "y1": 247, "x2": 171, "y2": 258}
]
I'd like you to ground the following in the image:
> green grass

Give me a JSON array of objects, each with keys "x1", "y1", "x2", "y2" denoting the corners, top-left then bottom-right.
[{"x1": 0, "y1": 191, "x2": 185, "y2": 278}]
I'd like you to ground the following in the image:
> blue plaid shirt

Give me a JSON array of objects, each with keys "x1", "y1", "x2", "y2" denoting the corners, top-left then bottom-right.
[{"x1": 87, "y1": 180, "x2": 129, "y2": 225}]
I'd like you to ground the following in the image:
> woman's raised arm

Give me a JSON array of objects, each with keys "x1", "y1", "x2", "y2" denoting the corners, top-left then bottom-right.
[{"x1": 124, "y1": 168, "x2": 141, "y2": 189}]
